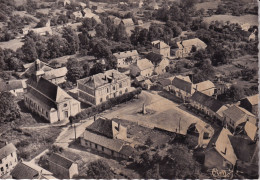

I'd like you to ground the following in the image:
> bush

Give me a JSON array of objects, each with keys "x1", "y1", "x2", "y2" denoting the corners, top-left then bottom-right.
[{"x1": 75, "y1": 88, "x2": 142, "y2": 120}]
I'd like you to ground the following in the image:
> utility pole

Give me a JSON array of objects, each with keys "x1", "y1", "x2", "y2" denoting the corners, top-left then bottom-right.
[
  {"x1": 179, "y1": 117, "x2": 181, "y2": 133},
  {"x1": 74, "y1": 123, "x2": 77, "y2": 141}
]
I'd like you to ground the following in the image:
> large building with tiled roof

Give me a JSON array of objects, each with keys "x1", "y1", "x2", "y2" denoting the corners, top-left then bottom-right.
[
  {"x1": 113, "y1": 50, "x2": 139, "y2": 68},
  {"x1": 77, "y1": 69, "x2": 131, "y2": 105},
  {"x1": 80, "y1": 117, "x2": 135, "y2": 159},
  {"x1": 48, "y1": 153, "x2": 78, "y2": 179},
  {"x1": 176, "y1": 38, "x2": 207, "y2": 58},
  {"x1": 0, "y1": 142, "x2": 17, "y2": 178},
  {"x1": 22, "y1": 59, "x2": 67, "y2": 85},
  {"x1": 24, "y1": 77, "x2": 81, "y2": 123}
]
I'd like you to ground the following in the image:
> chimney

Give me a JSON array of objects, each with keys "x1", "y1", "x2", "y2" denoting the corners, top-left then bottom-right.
[{"x1": 118, "y1": 123, "x2": 120, "y2": 132}]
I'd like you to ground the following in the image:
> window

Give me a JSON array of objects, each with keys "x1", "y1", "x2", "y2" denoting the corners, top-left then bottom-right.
[
  {"x1": 106, "y1": 96, "x2": 109, "y2": 100},
  {"x1": 113, "y1": 86, "x2": 116, "y2": 90},
  {"x1": 1, "y1": 167, "x2": 3, "y2": 172},
  {"x1": 102, "y1": 147, "x2": 104, "y2": 151},
  {"x1": 46, "y1": 112, "x2": 48, "y2": 118},
  {"x1": 6, "y1": 164, "x2": 8, "y2": 169},
  {"x1": 64, "y1": 103, "x2": 67, "y2": 107},
  {"x1": 119, "y1": 91, "x2": 122, "y2": 95},
  {"x1": 111, "y1": 151, "x2": 114, "y2": 156},
  {"x1": 107, "y1": 88, "x2": 109, "y2": 93},
  {"x1": 100, "y1": 98, "x2": 103, "y2": 103},
  {"x1": 95, "y1": 144, "x2": 97, "y2": 149},
  {"x1": 11, "y1": 153, "x2": 13, "y2": 157},
  {"x1": 119, "y1": 83, "x2": 122, "y2": 88},
  {"x1": 125, "y1": 88, "x2": 128, "y2": 93}
]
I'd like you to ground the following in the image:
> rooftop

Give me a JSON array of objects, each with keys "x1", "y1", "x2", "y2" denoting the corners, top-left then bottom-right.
[
  {"x1": 151, "y1": 40, "x2": 170, "y2": 49},
  {"x1": 172, "y1": 77, "x2": 193, "y2": 94},
  {"x1": 0, "y1": 143, "x2": 17, "y2": 160},
  {"x1": 135, "y1": 58, "x2": 154, "y2": 71},
  {"x1": 190, "y1": 91, "x2": 224, "y2": 112},
  {"x1": 223, "y1": 105, "x2": 256, "y2": 123},
  {"x1": 177, "y1": 38, "x2": 207, "y2": 49},
  {"x1": 113, "y1": 50, "x2": 139, "y2": 59},
  {"x1": 0, "y1": 80, "x2": 26, "y2": 92},
  {"x1": 77, "y1": 69, "x2": 128, "y2": 88},
  {"x1": 48, "y1": 153, "x2": 75, "y2": 169}
]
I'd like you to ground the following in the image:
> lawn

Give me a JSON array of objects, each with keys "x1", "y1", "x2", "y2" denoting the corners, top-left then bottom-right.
[
  {"x1": 0, "y1": 39, "x2": 24, "y2": 51},
  {"x1": 203, "y1": 14, "x2": 258, "y2": 26},
  {"x1": 195, "y1": 1, "x2": 220, "y2": 11}
]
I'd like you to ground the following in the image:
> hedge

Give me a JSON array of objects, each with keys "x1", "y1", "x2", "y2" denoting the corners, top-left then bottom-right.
[{"x1": 74, "y1": 87, "x2": 142, "y2": 121}]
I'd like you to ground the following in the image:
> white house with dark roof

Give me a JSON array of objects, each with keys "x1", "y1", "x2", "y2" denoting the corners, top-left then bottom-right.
[
  {"x1": 77, "y1": 69, "x2": 131, "y2": 105},
  {"x1": 176, "y1": 38, "x2": 207, "y2": 58},
  {"x1": 0, "y1": 142, "x2": 17, "y2": 178},
  {"x1": 113, "y1": 50, "x2": 140, "y2": 68},
  {"x1": 24, "y1": 77, "x2": 81, "y2": 123},
  {"x1": 151, "y1": 40, "x2": 170, "y2": 57},
  {"x1": 11, "y1": 161, "x2": 56, "y2": 179},
  {"x1": 80, "y1": 117, "x2": 135, "y2": 159},
  {"x1": 48, "y1": 153, "x2": 78, "y2": 179},
  {"x1": 130, "y1": 58, "x2": 154, "y2": 77}
]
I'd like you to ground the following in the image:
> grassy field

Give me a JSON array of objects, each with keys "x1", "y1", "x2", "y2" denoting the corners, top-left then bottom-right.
[
  {"x1": 0, "y1": 39, "x2": 24, "y2": 51},
  {"x1": 203, "y1": 14, "x2": 258, "y2": 25},
  {"x1": 195, "y1": 1, "x2": 220, "y2": 11}
]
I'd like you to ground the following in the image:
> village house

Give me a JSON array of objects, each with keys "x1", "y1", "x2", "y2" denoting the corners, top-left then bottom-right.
[
  {"x1": 193, "y1": 80, "x2": 217, "y2": 96},
  {"x1": 24, "y1": 77, "x2": 81, "y2": 123},
  {"x1": 175, "y1": 38, "x2": 207, "y2": 58},
  {"x1": 72, "y1": 11, "x2": 83, "y2": 19},
  {"x1": 240, "y1": 94, "x2": 258, "y2": 115},
  {"x1": 80, "y1": 117, "x2": 135, "y2": 159},
  {"x1": 0, "y1": 80, "x2": 27, "y2": 96},
  {"x1": 189, "y1": 91, "x2": 229, "y2": 122},
  {"x1": 121, "y1": 18, "x2": 134, "y2": 27},
  {"x1": 170, "y1": 76, "x2": 194, "y2": 101},
  {"x1": 77, "y1": 69, "x2": 131, "y2": 105},
  {"x1": 48, "y1": 153, "x2": 78, "y2": 179},
  {"x1": 222, "y1": 105, "x2": 257, "y2": 131},
  {"x1": 146, "y1": 52, "x2": 169, "y2": 75},
  {"x1": 11, "y1": 161, "x2": 56, "y2": 179},
  {"x1": 151, "y1": 40, "x2": 170, "y2": 57},
  {"x1": 204, "y1": 128, "x2": 237, "y2": 171},
  {"x1": 22, "y1": 59, "x2": 67, "y2": 85},
  {"x1": 135, "y1": 76, "x2": 153, "y2": 90},
  {"x1": 107, "y1": 15, "x2": 121, "y2": 26},
  {"x1": 0, "y1": 142, "x2": 18, "y2": 178},
  {"x1": 113, "y1": 50, "x2": 140, "y2": 68},
  {"x1": 130, "y1": 58, "x2": 154, "y2": 77},
  {"x1": 23, "y1": 20, "x2": 52, "y2": 36},
  {"x1": 138, "y1": 0, "x2": 143, "y2": 8}
]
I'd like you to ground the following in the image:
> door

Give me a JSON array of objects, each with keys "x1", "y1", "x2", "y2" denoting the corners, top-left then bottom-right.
[{"x1": 64, "y1": 111, "x2": 69, "y2": 119}]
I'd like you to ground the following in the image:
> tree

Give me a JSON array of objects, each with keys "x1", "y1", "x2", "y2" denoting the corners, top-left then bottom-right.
[
  {"x1": 92, "y1": 42, "x2": 111, "y2": 59},
  {"x1": 211, "y1": 49, "x2": 229, "y2": 66},
  {"x1": 83, "y1": 62, "x2": 90, "y2": 77},
  {"x1": 47, "y1": 35, "x2": 68, "y2": 59},
  {"x1": 95, "y1": 23, "x2": 107, "y2": 38},
  {"x1": 105, "y1": 55, "x2": 117, "y2": 70},
  {"x1": 62, "y1": 26, "x2": 79, "y2": 55},
  {"x1": 229, "y1": 85, "x2": 245, "y2": 101},
  {"x1": 86, "y1": 160, "x2": 113, "y2": 179},
  {"x1": 114, "y1": 22, "x2": 128, "y2": 42},
  {"x1": 21, "y1": 37, "x2": 38, "y2": 62},
  {"x1": 145, "y1": 137, "x2": 153, "y2": 146},
  {"x1": 0, "y1": 92, "x2": 20, "y2": 123},
  {"x1": 66, "y1": 58, "x2": 83, "y2": 83},
  {"x1": 90, "y1": 62, "x2": 104, "y2": 75},
  {"x1": 35, "y1": 18, "x2": 48, "y2": 28}
]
